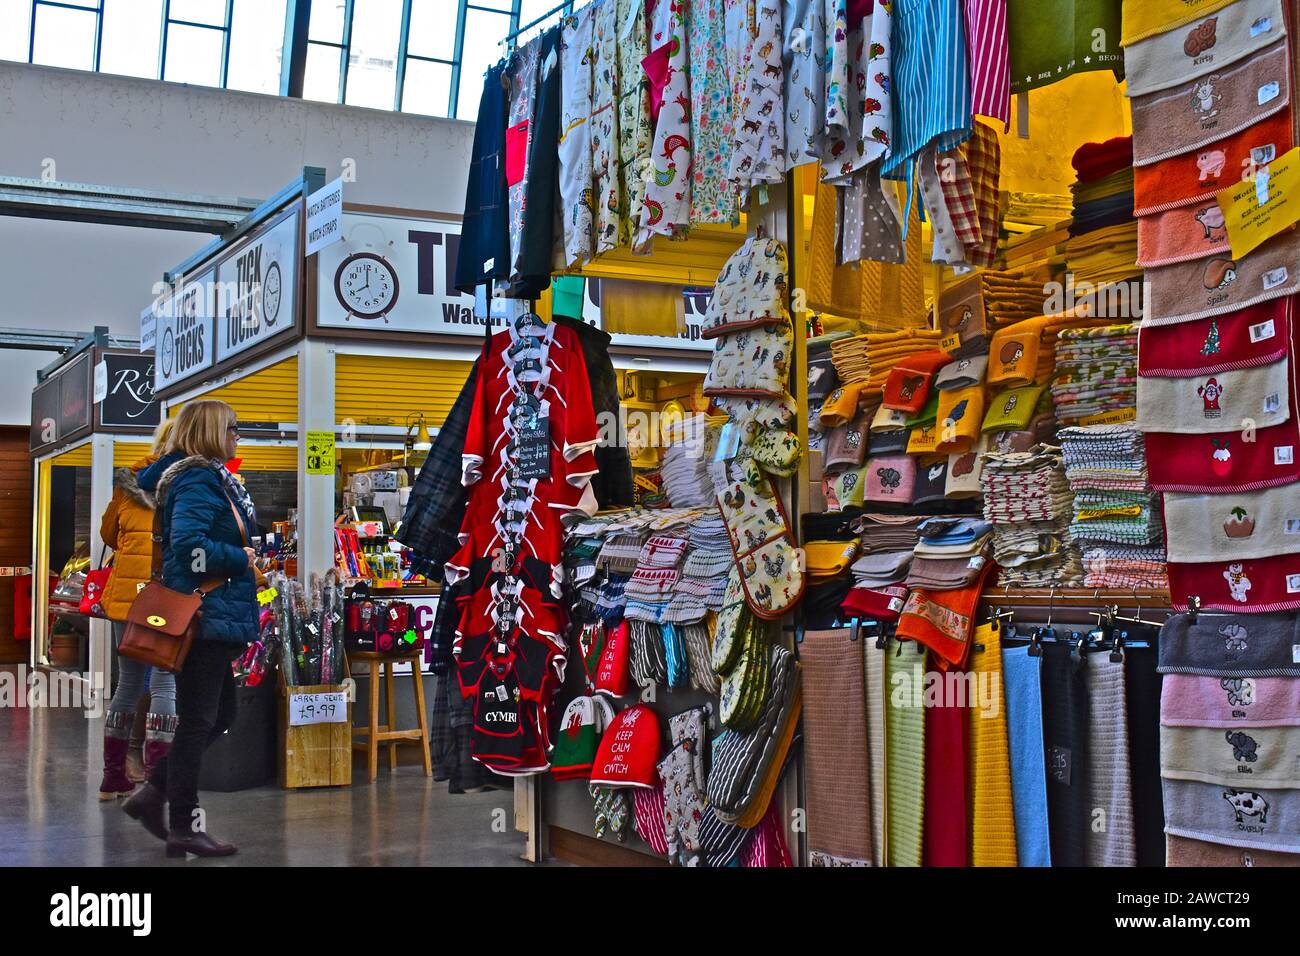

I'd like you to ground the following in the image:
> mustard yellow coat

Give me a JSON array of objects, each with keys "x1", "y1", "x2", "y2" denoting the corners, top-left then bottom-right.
[{"x1": 98, "y1": 457, "x2": 158, "y2": 622}]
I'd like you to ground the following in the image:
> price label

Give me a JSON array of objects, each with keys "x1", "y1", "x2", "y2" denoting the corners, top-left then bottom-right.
[
  {"x1": 939, "y1": 333, "x2": 963, "y2": 354},
  {"x1": 257, "y1": 587, "x2": 278, "y2": 606},
  {"x1": 288, "y1": 691, "x2": 348, "y2": 726}
]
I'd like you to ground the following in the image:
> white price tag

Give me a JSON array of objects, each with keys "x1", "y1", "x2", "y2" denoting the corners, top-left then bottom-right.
[
  {"x1": 1287, "y1": 574, "x2": 1300, "y2": 594},
  {"x1": 1249, "y1": 319, "x2": 1276, "y2": 342},
  {"x1": 1251, "y1": 16, "x2": 1274, "y2": 37},
  {"x1": 1275, "y1": 445, "x2": 1294, "y2": 465},
  {"x1": 1263, "y1": 267, "x2": 1289, "y2": 291},
  {"x1": 1259, "y1": 82, "x2": 1281, "y2": 105},
  {"x1": 288, "y1": 691, "x2": 347, "y2": 726}
]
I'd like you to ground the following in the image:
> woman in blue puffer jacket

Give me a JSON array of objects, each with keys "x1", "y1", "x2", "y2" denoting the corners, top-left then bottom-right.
[{"x1": 122, "y1": 399, "x2": 258, "y2": 858}]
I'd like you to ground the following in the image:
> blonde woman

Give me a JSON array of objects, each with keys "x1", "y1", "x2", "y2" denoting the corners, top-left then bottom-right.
[
  {"x1": 122, "y1": 400, "x2": 257, "y2": 858},
  {"x1": 97, "y1": 418, "x2": 178, "y2": 799}
]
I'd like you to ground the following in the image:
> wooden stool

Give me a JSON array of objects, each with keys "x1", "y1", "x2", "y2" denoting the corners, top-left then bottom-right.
[{"x1": 348, "y1": 650, "x2": 432, "y2": 782}]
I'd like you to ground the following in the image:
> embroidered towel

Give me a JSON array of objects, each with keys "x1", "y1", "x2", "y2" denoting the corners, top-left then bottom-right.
[
  {"x1": 937, "y1": 273, "x2": 988, "y2": 350},
  {"x1": 885, "y1": 643, "x2": 927, "y2": 867},
  {"x1": 1123, "y1": 0, "x2": 1286, "y2": 97},
  {"x1": 923, "y1": 682, "x2": 970, "y2": 867},
  {"x1": 1161, "y1": 674, "x2": 1300, "y2": 727},
  {"x1": 1041, "y1": 642, "x2": 1090, "y2": 867},
  {"x1": 864, "y1": 641, "x2": 887, "y2": 866},
  {"x1": 946, "y1": 437, "x2": 989, "y2": 499},
  {"x1": 801, "y1": 629, "x2": 874, "y2": 866},
  {"x1": 1002, "y1": 644, "x2": 1051, "y2": 866},
  {"x1": 866, "y1": 455, "x2": 917, "y2": 503},
  {"x1": 1162, "y1": 777, "x2": 1300, "y2": 853},
  {"x1": 967, "y1": 623, "x2": 1019, "y2": 866},
  {"x1": 1133, "y1": 108, "x2": 1293, "y2": 215},
  {"x1": 883, "y1": 351, "x2": 953, "y2": 413},
  {"x1": 1166, "y1": 833, "x2": 1300, "y2": 866},
  {"x1": 1168, "y1": 552, "x2": 1300, "y2": 613},
  {"x1": 1143, "y1": 420, "x2": 1300, "y2": 493},
  {"x1": 1135, "y1": 357, "x2": 1290, "y2": 433},
  {"x1": 983, "y1": 384, "x2": 1048, "y2": 433},
  {"x1": 895, "y1": 563, "x2": 994, "y2": 670},
  {"x1": 936, "y1": 385, "x2": 986, "y2": 454},
  {"x1": 1008, "y1": 0, "x2": 1124, "y2": 95},
  {"x1": 1135, "y1": 199, "x2": 1231, "y2": 267},
  {"x1": 1158, "y1": 611, "x2": 1300, "y2": 677},
  {"x1": 1130, "y1": 38, "x2": 1291, "y2": 167},
  {"x1": 1084, "y1": 656, "x2": 1138, "y2": 867},
  {"x1": 1138, "y1": 298, "x2": 1292, "y2": 376},
  {"x1": 935, "y1": 354, "x2": 989, "y2": 391},
  {"x1": 1161, "y1": 724, "x2": 1300, "y2": 788},
  {"x1": 1163, "y1": 485, "x2": 1300, "y2": 562},
  {"x1": 1121, "y1": 0, "x2": 1237, "y2": 46},
  {"x1": 1125, "y1": 643, "x2": 1168, "y2": 867},
  {"x1": 1143, "y1": 228, "x2": 1300, "y2": 326}
]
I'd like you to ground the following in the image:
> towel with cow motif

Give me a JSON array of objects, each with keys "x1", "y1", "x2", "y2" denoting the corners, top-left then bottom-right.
[{"x1": 1162, "y1": 777, "x2": 1300, "y2": 853}]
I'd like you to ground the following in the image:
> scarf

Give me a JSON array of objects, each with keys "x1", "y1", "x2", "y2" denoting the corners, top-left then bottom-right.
[
  {"x1": 1138, "y1": 298, "x2": 1293, "y2": 376},
  {"x1": 1158, "y1": 610, "x2": 1300, "y2": 676},
  {"x1": 922, "y1": 671, "x2": 970, "y2": 867},
  {"x1": 1163, "y1": 485, "x2": 1300, "y2": 562},
  {"x1": 211, "y1": 460, "x2": 257, "y2": 530},
  {"x1": 1166, "y1": 833, "x2": 1300, "y2": 866},
  {"x1": 1130, "y1": 38, "x2": 1291, "y2": 167},
  {"x1": 1085, "y1": 656, "x2": 1138, "y2": 866},
  {"x1": 1041, "y1": 642, "x2": 1090, "y2": 867},
  {"x1": 966, "y1": 623, "x2": 1018, "y2": 866},
  {"x1": 1162, "y1": 723, "x2": 1300, "y2": 788},
  {"x1": 895, "y1": 562, "x2": 993, "y2": 669},
  {"x1": 1122, "y1": 0, "x2": 1286, "y2": 97},
  {"x1": 1135, "y1": 356, "x2": 1290, "y2": 433},
  {"x1": 1001, "y1": 643, "x2": 1051, "y2": 866},
  {"x1": 1162, "y1": 673, "x2": 1300, "y2": 728},
  {"x1": 1143, "y1": 419, "x2": 1300, "y2": 492},
  {"x1": 864, "y1": 641, "x2": 886, "y2": 865},
  {"x1": 1132, "y1": 108, "x2": 1293, "y2": 215},
  {"x1": 1136, "y1": 200, "x2": 1232, "y2": 267},
  {"x1": 1144, "y1": 229, "x2": 1300, "y2": 326},
  {"x1": 1124, "y1": 642, "x2": 1168, "y2": 866},
  {"x1": 885, "y1": 642, "x2": 927, "y2": 867},
  {"x1": 1162, "y1": 776, "x2": 1300, "y2": 853},
  {"x1": 1121, "y1": 0, "x2": 1237, "y2": 45},
  {"x1": 801, "y1": 629, "x2": 873, "y2": 866},
  {"x1": 1168, "y1": 552, "x2": 1300, "y2": 613}
]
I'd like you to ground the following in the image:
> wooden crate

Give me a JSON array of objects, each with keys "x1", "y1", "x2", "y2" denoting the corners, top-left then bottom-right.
[{"x1": 277, "y1": 658, "x2": 352, "y2": 789}]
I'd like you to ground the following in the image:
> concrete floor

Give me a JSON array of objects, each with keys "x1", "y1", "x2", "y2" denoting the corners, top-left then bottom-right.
[{"x1": 0, "y1": 693, "x2": 532, "y2": 867}]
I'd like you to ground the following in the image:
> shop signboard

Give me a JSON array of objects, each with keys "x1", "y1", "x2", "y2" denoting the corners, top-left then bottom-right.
[
  {"x1": 98, "y1": 352, "x2": 161, "y2": 431},
  {"x1": 305, "y1": 177, "x2": 344, "y2": 256},
  {"x1": 30, "y1": 352, "x2": 93, "y2": 453},
  {"x1": 154, "y1": 268, "x2": 216, "y2": 392},
  {"x1": 215, "y1": 207, "x2": 300, "y2": 364},
  {"x1": 315, "y1": 210, "x2": 711, "y2": 350}
]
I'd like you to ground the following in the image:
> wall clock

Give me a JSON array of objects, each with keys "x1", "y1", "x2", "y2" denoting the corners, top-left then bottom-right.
[{"x1": 334, "y1": 251, "x2": 399, "y2": 320}]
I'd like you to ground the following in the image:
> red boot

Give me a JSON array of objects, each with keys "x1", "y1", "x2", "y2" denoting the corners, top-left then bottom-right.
[
  {"x1": 99, "y1": 712, "x2": 135, "y2": 801},
  {"x1": 143, "y1": 713, "x2": 177, "y2": 781}
]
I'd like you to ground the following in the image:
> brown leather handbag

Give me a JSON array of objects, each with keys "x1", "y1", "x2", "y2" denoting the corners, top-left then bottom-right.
[{"x1": 119, "y1": 495, "x2": 249, "y2": 673}]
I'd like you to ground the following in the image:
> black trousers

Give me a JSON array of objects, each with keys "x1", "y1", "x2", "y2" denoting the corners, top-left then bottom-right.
[{"x1": 147, "y1": 641, "x2": 240, "y2": 832}]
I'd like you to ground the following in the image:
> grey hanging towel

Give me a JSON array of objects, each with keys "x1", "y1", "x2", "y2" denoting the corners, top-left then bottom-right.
[
  {"x1": 1158, "y1": 612, "x2": 1300, "y2": 677},
  {"x1": 1085, "y1": 655, "x2": 1136, "y2": 866}
]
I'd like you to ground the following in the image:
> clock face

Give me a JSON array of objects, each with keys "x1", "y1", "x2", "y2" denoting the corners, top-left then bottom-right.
[
  {"x1": 262, "y1": 261, "x2": 282, "y2": 326},
  {"x1": 334, "y1": 252, "x2": 399, "y2": 320}
]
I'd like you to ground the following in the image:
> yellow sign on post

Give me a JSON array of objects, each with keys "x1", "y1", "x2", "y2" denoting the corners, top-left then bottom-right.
[
  {"x1": 305, "y1": 431, "x2": 336, "y2": 475},
  {"x1": 1219, "y1": 147, "x2": 1300, "y2": 261}
]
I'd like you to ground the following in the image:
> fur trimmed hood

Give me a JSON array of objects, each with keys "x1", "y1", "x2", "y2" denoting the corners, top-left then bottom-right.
[
  {"x1": 112, "y1": 466, "x2": 156, "y2": 510},
  {"x1": 154, "y1": 454, "x2": 219, "y2": 510}
]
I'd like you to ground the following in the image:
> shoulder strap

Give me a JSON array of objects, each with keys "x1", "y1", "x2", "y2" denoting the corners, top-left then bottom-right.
[{"x1": 149, "y1": 482, "x2": 251, "y2": 588}]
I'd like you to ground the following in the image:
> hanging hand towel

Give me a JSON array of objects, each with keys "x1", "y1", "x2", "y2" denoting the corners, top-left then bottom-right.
[
  {"x1": 1143, "y1": 230, "x2": 1300, "y2": 326},
  {"x1": 1133, "y1": 109, "x2": 1293, "y2": 215},
  {"x1": 1130, "y1": 38, "x2": 1290, "y2": 167},
  {"x1": 1166, "y1": 833, "x2": 1300, "y2": 866},
  {"x1": 923, "y1": 676, "x2": 970, "y2": 866},
  {"x1": 1162, "y1": 777, "x2": 1300, "y2": 853},
  {"x1": 1084, "y1": 655, "x2": 1138, "y2": 867},
  {"x1": 1135, "y1": 199, "x2": 1232, "y2": 267},
  {"x1": 1158, "y1": 610, "x2": 1300, "y2": 676},
  {"x1": 1001, "y1": 644, "x2": 1051, "y2": 866},
  {"x1": 1008, "y1": 0, "x2": 1124, "y2": 96},
  {"x1": 1138, "y1": 298, "x2": 1292, "y2": 376},
  {"x1": 1162, "y1": 673, "x2": 1300, "y2": 728},
  {"x1": 1125, "y1": 641, "x2": 1168, "y2": 867},
  {"x1": 558, "y1": 7, "x2": 597, "y2": 268},
  {"x1": 1041, "y1": 641, "x2": 1091, "y2": 867},
  {"x1": 895, "y1": 562, "x2": 994, "y2": 669},
  {"x1": 1121, "y1": 0, "x2": 1237, "y2": 46},
  {"x1": 635, "y1": 0, "x2": 692, "y2": 249},
  {"x1": 864, "y1": 640, "x2": 887, "y2": 866},
  {"x1": 1143, "y1": 419, "x2": 1300, "y2": 493},
  {"x1": 966, "y1": 623, "x2": 1018, "y2": 866},
  {"x1": 885, "y1": 641, "x2": 927, "y2": 867},
  {"x1": 1123, "y1": 0, "x2": 1286, "y2": 97},
  {"x1": 1162, "y1": 723, "x2": 1300, "y2": 788},
  {"x1": 1168, "y1": 552, "x2": 1300, "y2": 613},
  {"x1": 1135, "y1": 357, "x2": 1290, "y2": 433},
  {"x1": 802, "y1": 629, "x2": 874, "y2": 866},
  {"x1": 1163, "y1": 484, "x2": 1300, "y2": 562}
]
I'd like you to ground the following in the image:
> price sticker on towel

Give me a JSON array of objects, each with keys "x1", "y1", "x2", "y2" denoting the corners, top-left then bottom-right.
[
  {"x1": 939, "y1": 333, "x2": 963, "y2": 354},
  {"x1": 1218, "y1": 146, "x2": 1300, "y2": 260},
  {"x1": 288, "y1": 692, "x2": 347, "y2": 726}
]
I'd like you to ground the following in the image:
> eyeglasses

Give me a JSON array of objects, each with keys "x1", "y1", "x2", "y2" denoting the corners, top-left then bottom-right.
[{"x1": 227, "y1": 425, "x2": 240, "y2": 435}]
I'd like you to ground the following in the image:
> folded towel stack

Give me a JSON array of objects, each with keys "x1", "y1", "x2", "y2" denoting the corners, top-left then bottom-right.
[
  {"x1": 981, "y1": 445, "x2": 1082, "y2": 587},
  {"x1": 831, "y1": 329, "x2": 944, "y2": 394},
  {"x1": 1050, "y1": 324, "x2": 1140, "y2": 426}
]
